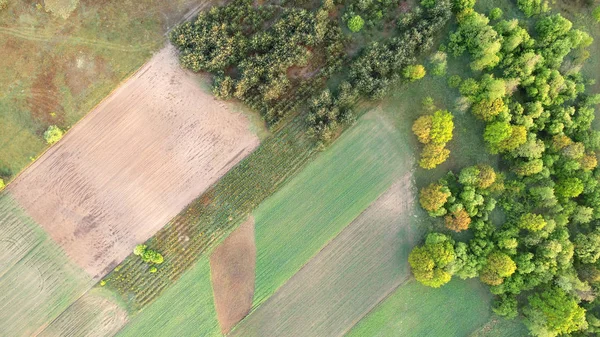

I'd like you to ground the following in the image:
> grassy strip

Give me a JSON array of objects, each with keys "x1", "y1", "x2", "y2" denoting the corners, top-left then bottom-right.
[
  {"x1": 347, "y1": 279, "x2": 493, "y2": 337},
  {"x1": 103, "y1": 117, "x2": 318, "y2": 310}
]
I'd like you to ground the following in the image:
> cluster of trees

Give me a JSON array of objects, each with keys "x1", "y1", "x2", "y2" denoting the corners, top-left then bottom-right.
[
  {"x1": 134, "y1": 244, "x2": 164, "y2": 272},
  {"x1": 170, "y1": 0, "x2": 345, "y2": 126},
  {"x1": 517, "y1": 0, "x2": 550, "y2": 18},
  {"x1": 410, "y1": 3, "x2": 600, "y2": 336},
  {"x1": 412, "y1": 109, "x2": 454, "y2": 169}
]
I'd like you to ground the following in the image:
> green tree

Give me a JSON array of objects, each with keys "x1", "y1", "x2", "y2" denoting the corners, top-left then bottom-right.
[
  {"x1": 479, "y1": 251, "x2": 516, "y2": 286},
  {"x1": 489, "y1": 7, "x2": 503, "y2": 21},
  {"x1": 484, "y1": 122, "x2": 511, "y2": 153},
  {"x1": 448, "y1": 75, "x2": 462, "y2": 88},
  {"x1": 471, "y1": 98, "x2": 505, "y2": 122},
  {"x1": 44, "y1": 125, "x2": 64, "y2": 145},
  {"x1": 518, "y1": 213, "x2": 547, "y2": 232},
  {"x1": 403, "y1": 64, "x2": 427, "y2": 81},
  {"x1": 420, "y1": 144, "x2": 450, "y2": 169},
  {"x1": 523, "y1": 287, "x2": 587, "y2": 336},
  {"x1": 574, "y1": 232, "x2": 600, "y2": 264},
  {"x1": 409, "y1": 233, "x2": 456, "y2": 288},
  {"x1": 430, "y1": 110, "x2": 454, "y2": 144},
  {"x1": 555, "y1": 177, "x2": 584, "y2": 199},
  {"x1": 419, "y1": 183, "x2": 451, "y2": 215},
  {"x1": 347, "y1": 15, "x2": 364, "y2": 32},
  {"x1": 517, "y1": 0, "x2": 549, "y2": 17}
]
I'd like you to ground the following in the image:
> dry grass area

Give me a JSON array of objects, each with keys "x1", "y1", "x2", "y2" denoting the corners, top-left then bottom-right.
[
  {"x1": 210, "y1": 216, "x2": 256, "y2": 334},
  {"x1": 8, "y1": 44, "x2": 260, "y2": 278},
  {"x1": 230, "y1": 174, "x2": 419, "y2": 337}
]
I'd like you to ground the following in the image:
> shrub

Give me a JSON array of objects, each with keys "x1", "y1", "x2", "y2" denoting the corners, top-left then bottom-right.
[
  {"x1": 347, "y1": 15, "x2": 364, "y2": 32},
  {"x1": 429, "y1": 51, "x2": 448, "y2": 76},
  {"x1": 43, "y1": 125, "x2": 64, "y2": 145},
  {"x1": 403, "y1": 64, "x2": 427, "y2": 81},
  {"x1": 489, "y1": 7, "x2": 503, "y2": 20},
  {"x1": 0, "y1": 0, "x2": 7, "y2": 11},
  {"x1": 594, "y1": 6, "x2": 600, "y2": 23},
  {"x1": 0, "y1": 178, "x2": 4, "y2": 191},
  {"x1": 44, "y1": 0, "x2": 79, "y2": 19},
  {"x1": 448, "y1": 75, "x2": 462, "y2": 88},
  {"x1": 133, "y1": 244, "x2": 164, "y2": 264}
]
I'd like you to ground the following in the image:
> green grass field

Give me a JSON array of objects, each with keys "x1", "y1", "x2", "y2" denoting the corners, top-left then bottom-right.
[
  {"x1": 115, "y1": 257, "x2": 220, "y2": 337},
  {"x1": 348, "y1": 279, "x2": 493, "y2": 337},
  {"x1": 250, "y1": 110, "x2": 412, "y2": 308},
  {"x1": 0, "y1": 193, "x2": 93, "y2": 336}
]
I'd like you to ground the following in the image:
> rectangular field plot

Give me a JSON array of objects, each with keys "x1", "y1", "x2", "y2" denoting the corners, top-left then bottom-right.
[
  {"x1": 0, "y1": 193, "x2": 93, "y2": 336},
  {"x1": 230, "y1": 175, "x2": 421, "y2": 337},
  {"x1": 249, "y1": 110, "x2": 410, "y2": 308},
  {"x1": 347, "y1": 279, "x2": 493, "y2": 337},
  {"x1": 8, "y1": 45, "x2": 260, "y2": 278}
]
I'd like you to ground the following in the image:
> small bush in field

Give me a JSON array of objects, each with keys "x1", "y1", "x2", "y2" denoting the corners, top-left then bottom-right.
[{"x1": 43, "y1": 125, "x2": 64, "y2": 145}]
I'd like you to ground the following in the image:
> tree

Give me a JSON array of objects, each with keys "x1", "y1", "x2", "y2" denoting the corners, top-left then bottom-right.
[
  {"x1": 448, "y1": 75, "x2": 462, "y2": 88},
  {"x1": 555, "y1": 177, "x2": 584, "y2": 199},
  {"x1": 412, "y1": 115, "x2": 433, "y2": 144},
  {"x1": 445, "y1": 206, "x2": 471, "y2": 232},
  {"x1": 429, "y1": 51, "x2": 448, "y2": 76},
  {"x1": 484, "y1": 122, "x2": 512, "y2": 153},
  {"x1": 480, "y1": 251, "x2": 516, "y2": 286},
  {"x1": 430, "y1": 110, "x2": 454, "y2": 144},
  {"x1": 514, "y1": 159, "x2": 544, "y2": 176},
  {"x1": 574, "y1": 232, "x2": 600, "y2": 264},
  {"x1": 471, "y1": 98, "x2": 505, "y2": 121},
  {"x1": 403, "y1": 64, "x2": 427, "y2": 81},
  {"x1": 347, "y1": 15, "x2": 364, "y2": 32},
  {"x1": 523, "y1": 287, "x2": 587, "y2": 336},
  {"x1": 493, "y1": 294, "x2": 518, "y2": 319},
  {"x1": 133, "y1": 244, "x2": 164, "y2": 264},
  {"x1": 409, "y1": 233, "x2": 456, "y2": 288},
  {"x1": 477, "y1": 164, "x2": 496, "y2": 189},
  {"x1": 420, "y1": 144, "x2": 450, "y2": 169},
  {"x1": 452, "y1": 0, "x2": 476, "y2": 14},
  {"x1": 489, "y1": 8, "x2": 503, "y2": 21},
  {"x1": 518, "y1": 213, "x2": 547, "y2": 232},
  {"x1": 44, "y1": 125, "x2": 64, "y2": 145},
  {"x1": 419, "y1": 183, "x2": 451, "y2": 215},
  {"x1": 517, "y1": 0, "x2": 549, "y2": 17}
]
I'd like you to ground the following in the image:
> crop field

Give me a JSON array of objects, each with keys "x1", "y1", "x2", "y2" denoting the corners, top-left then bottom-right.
[
  {"x1": 39, "y1": 287, "x2": 129, "y2": 337},
  {"x1": 0, "y1": 0, "x2": 215, "y2": 182},
  {"x1": 115, "y1": 257, "x2": 220, "y2": 337},
  {"x1": 230, "y1": 174, "x2": 423, "y2": 336},
  {"x1": 347, "y1": 279, "x2": 493, "y2": 337},
  {"x1": 249, "y1": 110, "x2": 412, "y2": 308},
  {"x1": 0, "y1": 193, "x2": 93, "y2": 336},
  {"x1": 7, "y1": 45, "x2": 259, "y2": 277}
]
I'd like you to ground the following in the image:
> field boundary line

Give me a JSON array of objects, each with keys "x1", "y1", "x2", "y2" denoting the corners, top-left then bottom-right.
[
  {"x1": 229, "y1": 177, "x2": 403, "y2": 334},
  {"x1": 339, "y1": 277, "x2": 414, "y2": 337}
]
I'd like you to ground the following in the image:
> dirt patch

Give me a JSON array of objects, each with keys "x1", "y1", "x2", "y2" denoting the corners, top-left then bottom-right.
[
  {"x1": 210, "y1": 216, "x2": 256, "y2": 334},
  {"x1": 27, "y1": 65, "x2": 65, "y2": 127},
  {"x1": 9, "y1": 44, "x2": 260, "y2": 278}
]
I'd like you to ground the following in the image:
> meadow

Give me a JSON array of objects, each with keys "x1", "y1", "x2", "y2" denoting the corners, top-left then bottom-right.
[
  {"x1": 0, "y1": 0, "x2": 211, "y2": 182},
  {"x1": 347, "y1": 279, "x2": 493, "y2": 337}
]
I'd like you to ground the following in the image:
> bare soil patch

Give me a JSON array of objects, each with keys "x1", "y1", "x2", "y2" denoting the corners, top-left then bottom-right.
[
  {"x1": 9, "y1": 44, "x2": 260, "y2": 278},
  {"x1": 210, "y1": 216, "x2": 256, "y2": 334}
]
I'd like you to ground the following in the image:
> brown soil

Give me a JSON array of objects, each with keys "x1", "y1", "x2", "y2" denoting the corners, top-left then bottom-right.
[
  {"x1": 8, "y1": 44, "x2": 260, "y2": 278},
  {"x1": 210, "y1": 216, "x2": 256, "y2": 334},
  {"x1": 27, "y1": 66, "x2": 65, "y2": 127}
]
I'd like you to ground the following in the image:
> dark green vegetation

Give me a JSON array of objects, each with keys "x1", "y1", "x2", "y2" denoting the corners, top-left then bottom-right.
[{"x1": 409, "y1": 0, "x2": 600, "y2": 336}]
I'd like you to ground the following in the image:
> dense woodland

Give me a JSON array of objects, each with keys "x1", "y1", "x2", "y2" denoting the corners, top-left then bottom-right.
[
  {"x1": 171, "y1": 0, "x2": 600, "y2": 336},
  {"x1": 410, "y1": 1, "x2": 600, "y2": 336}
]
